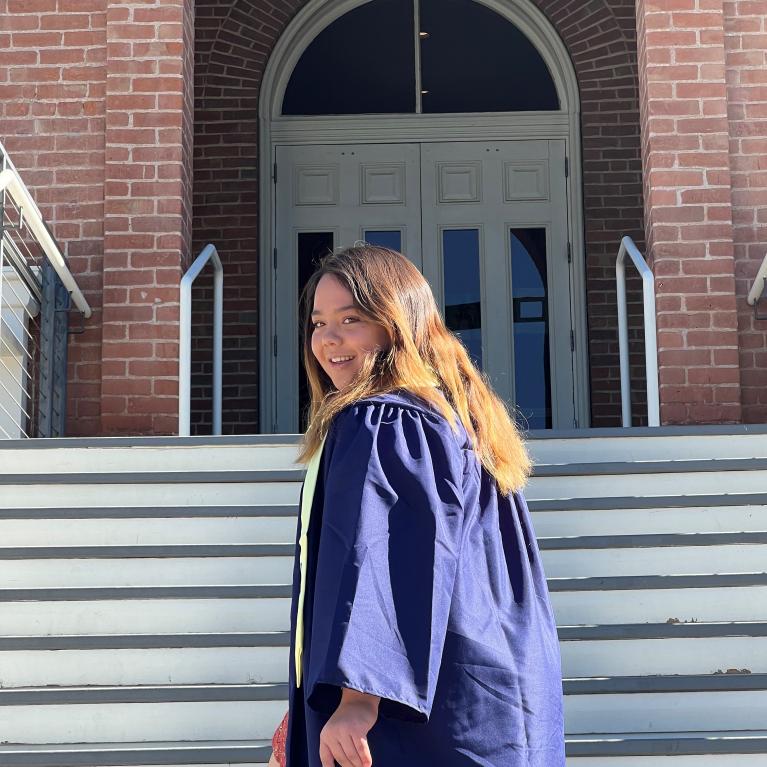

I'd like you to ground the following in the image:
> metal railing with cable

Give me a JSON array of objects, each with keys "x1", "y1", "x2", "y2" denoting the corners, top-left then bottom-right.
[{"x1": 0, "y1": 140, "x2": 91, "y2": 438}]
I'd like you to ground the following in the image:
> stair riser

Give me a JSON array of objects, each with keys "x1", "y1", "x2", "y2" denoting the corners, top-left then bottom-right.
[
  {"x1": 565, "y1": 689, "x2": 766, "y2": 733},
  {"x1": 0, "y1": 701, "x2": 287, "y2": 743},
  {"x1": 561, "y1": 636, "x2": 766, "y2": 677},
  {"x1": 0, "y1": 599, "x2": 292, "y2": 635},
  {"x1": 2, "y1": 504, "x2": 763, "y2": 545},
  {"x1": 4, "y1": 469, "x2": 766, "y2": 509},
  {"x1": 543, "y1": 545, "x2": 767, "y2": 578},
  {"x1": 0, "y1": 484, "x2": 299, "y2": 509},
  {"x1": 0, "y1": 446, "x2": 300, "y2": 474},
  {"x1": 1, "y1": 637, "x2": 763, "y2": 686},
  {"x1": 0, "y1": 517, "x2": 298, "y2": 547},
  {"x1": 2, "y1": 588, "x2": 766, "y2": 637},
  {"x1": 552, "y1": 586, "x2": 767, "y2": 625},
  {"x1": 1, "y1": 431, "x2": 765, "y2": 474},
  {"x1": 528, "y1": 433, "x2": 767, "y2": 464},
  {"x1": 5, "y1": 587, "x2": 765, "y2": 636},
  {"x1": 528, "y1": 470, "x2": 767, "y2": 500},
  {"x1": 2, "y1": 691, "x2": 763, "y2": 743},
  {"x1": 0, "y1": 559, "x2": 295, "y2": 588},
  {"x1": 534, "y1": 505, "x2": 766, "y2": 537},
  {"x1": 0, "y1": 544, "x2": 761, "y2": 586},
  {"x1": 0, "y1": 647, "x2": 288, "y2": 687}
]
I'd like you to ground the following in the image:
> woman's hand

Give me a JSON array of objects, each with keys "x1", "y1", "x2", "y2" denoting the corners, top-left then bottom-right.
[
  {"x1": 268, "y1": 752, "x2": 280, "y2": 767},
  {"x1": 319, "y1": 688, "x2": 380, "y2": 767}
]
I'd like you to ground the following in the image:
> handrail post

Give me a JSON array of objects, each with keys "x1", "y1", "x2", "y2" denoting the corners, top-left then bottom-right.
[
  {"x1": 179, "y1": 244, "x2": 223, "y2": 436},
  {"x1": 212, "y1": 262, "x2": 223, "y2": 435},
  {"x1": 616, "y1": 236, "x2": 660, "y2": 427}
]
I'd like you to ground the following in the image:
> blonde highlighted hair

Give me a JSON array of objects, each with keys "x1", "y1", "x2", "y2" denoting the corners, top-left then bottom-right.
[{"x1": 297, "y1": 245, "x2": 531, "y2": 495}]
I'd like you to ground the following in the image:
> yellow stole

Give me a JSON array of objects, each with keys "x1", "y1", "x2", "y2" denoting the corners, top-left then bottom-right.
[{"x1": 294, "y1": 434, "x2": 327, "y2": 687}]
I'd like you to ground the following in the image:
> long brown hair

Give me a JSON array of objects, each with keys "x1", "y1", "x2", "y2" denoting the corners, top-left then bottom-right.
[{"x1": 297, "y1": 245, "x2": 531, "y2": 495}]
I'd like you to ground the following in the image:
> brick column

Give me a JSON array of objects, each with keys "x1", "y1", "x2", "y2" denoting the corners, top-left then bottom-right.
[
  {"x1": 723, "y1": 0, "x2": 767, "y2": 423},
  {"x1": 636, "y1": 0, "x2": 742, "y2": 424},
  {"x1": 102, "y1": 0, "x2": 194, "y2": 434}
]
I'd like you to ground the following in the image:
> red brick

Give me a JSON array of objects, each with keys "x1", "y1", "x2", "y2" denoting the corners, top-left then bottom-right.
[
  {"x1": 686, "y1": 330, "x2": 739, "y2": 347},
  {"x1": 687, "y1": 368, "x2": 740, "y2": 385},
  {"x1": 128, "y1": 360, "x2": 179, "y2": 377},
  {"x1": 103, "y1": 342, "x2": 155, "y2": 359},
  {"x1": 101, "y1": 415, "x2": 154, "y2": 434}
]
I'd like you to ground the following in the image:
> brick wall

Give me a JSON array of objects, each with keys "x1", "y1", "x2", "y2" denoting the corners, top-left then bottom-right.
[
  {"x1": 1, "y1": 0, "x2": 195, "y2": 436},
  {"x1": 6, "y1": 0, "x2": 762, "y2": 433},
  {"x1": 192, "y1": 0, "x2": 647, "y2": 431},
  {"x1": 1, "y1": 0, "x2": 107, "y2": 436},
  {"x1": 535, "y1": 0, "x2": 649, "y2": 426},
  {"x1": 100, "y1": 0, "x2": 194, "y2": 434},
  {"x1": 723, "y1": 0, "x2": 767, "y2": 423},
  {"x1": 190, "y1": 0, "x2": 296, "y2": 434},
  {"x1": 636, "y1": 0, "x2": 742, "y2": 424}
]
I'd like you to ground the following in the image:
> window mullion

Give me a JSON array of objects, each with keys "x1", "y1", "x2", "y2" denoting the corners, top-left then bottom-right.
[{"x1": 414, "y1": 0, "x2": 422, "y2": 114}]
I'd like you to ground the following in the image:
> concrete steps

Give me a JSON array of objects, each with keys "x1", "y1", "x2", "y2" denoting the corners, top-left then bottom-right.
[
  {"x1": 0, "y1": 426, "x2": 766, "y2": 764},
  {"x1": 0, "y1": 625, "x2": 764, "y2": 686}
]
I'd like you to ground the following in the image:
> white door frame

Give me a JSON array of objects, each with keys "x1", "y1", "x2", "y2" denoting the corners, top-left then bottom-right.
[{"x1": 259, "y1": 0, "x2": 588, "y2": 433}]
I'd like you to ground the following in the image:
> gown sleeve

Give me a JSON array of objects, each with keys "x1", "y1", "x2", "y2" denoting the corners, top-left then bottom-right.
[{"x1": 305, "y1": 399, "x2": 465, "y2": 724}]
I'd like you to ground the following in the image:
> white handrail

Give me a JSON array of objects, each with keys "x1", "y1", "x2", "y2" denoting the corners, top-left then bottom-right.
[
  {"x1": 179, "y1": 243, "x2": 222, "y2": 436},
  {"x1": 0, "y1": 168, "x2": 91, "y2": 318},
  {"x1": 616, "y1": 236, "x2": 659, "y2": 427},
  {"x1": 747, "y1": 252, "x2": 767, "y2": 311}
]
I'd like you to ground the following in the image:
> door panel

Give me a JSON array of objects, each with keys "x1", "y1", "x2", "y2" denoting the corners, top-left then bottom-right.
[
  {"x1": 275, "y1": 144, "x2": 421, "y2": 432},
  {"x1": 421, "y1": 140, "x2": 572, "y2": 428},
  {"x1": 275, "y1": 140, "x2": 573, "y2": 432}
]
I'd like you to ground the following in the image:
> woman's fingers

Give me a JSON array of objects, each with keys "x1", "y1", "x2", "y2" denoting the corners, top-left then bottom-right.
[
  {"x1": 336, "y1": 735, "x2": 360, "y2": 767},
  {"x1": 351, "y1": 734, "x2": 373, "y2": 767},
  {"x1": 319, "y1": 733, "x2": 372, "y2": 767},
  {"x1": 319, "y1": 739, "x2": 336, "y2": 767}
]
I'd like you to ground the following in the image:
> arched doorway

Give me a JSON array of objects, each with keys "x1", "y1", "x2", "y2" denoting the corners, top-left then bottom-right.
[{"x1": 259, "y1": 0, "x2": 587, "y2": 433}]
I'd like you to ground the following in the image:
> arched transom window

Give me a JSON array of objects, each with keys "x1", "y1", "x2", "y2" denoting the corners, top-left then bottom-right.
[{"x1": 282, "y1": 0, "x2": 560, "y2": 115}]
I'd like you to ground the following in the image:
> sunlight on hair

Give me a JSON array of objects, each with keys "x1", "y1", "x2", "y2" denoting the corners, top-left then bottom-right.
[{"x1": 297, "y1": 245, "x2": 532, "y2": 495}]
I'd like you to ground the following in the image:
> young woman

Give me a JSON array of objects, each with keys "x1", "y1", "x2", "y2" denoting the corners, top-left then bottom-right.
[{"x1": 270, "y1": 245, "x2": 565, "y2": 767}]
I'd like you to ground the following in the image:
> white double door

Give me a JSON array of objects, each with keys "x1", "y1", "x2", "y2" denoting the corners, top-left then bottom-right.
[{"x1": 274, "y1": 140, "x2": 574, "y2": 432}]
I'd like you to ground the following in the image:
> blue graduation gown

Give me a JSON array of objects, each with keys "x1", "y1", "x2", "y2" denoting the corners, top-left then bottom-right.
[{"x1": 286, "y1": 390, "x2": 565, "y2": 766}]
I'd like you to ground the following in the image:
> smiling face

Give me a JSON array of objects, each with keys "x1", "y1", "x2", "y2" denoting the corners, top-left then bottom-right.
[{"x1": 310, "y1": 273, "x2": 390, "y2": 392}]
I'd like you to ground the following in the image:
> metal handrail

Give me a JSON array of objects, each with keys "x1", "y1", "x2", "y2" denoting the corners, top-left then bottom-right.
[
  {"x1": 747, "y1": 252, "x2": 767, "y2": 320},
  {"x1": 0, "y1": 167, "x2": 91, "y2": 318},
  {"x1": 616, "y1": 236, "x2": 659, "y2": 427},
  {"x1": 179, "y1": 243, "x2": 222, "y2": 436}
]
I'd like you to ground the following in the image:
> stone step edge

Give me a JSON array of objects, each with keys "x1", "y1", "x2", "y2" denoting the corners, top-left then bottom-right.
[
  {"x1": 1, "y1": 572, "x2": 766, "y2": 602},
  {"x1": 4, "y1": 457, "x2": 767, "y2": 485},
  {"x1": 2, "y1": 731, "x2": 767, "y2": 765},
  {"x1": 0, "y1": 740, "x2": 274, "y2": 767},
  {"x1": 1, "y1": 674, "x2": 766, "y2": 704},
  {"x1": 3, "y1": 529, "x2": 767, "y2": 559},
  {"x1": 0, "y1": 421, "x2": 764, "y2": 451},
  {"x1": 0, "y1": 505, "x2": 299, "y2": 519},
  {"x1": 2, "y1": 491, "x2": 766, "y2": 518},
  {"x1": 2, "y1": 621, "x2": 767, "y2": 650}
]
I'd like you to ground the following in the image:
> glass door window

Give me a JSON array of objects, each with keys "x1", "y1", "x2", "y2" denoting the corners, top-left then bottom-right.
[
  {"x1": 443, "y1": 228, "x2": 482, "y2": 369},
  {"x1": 510, "y1": 228, "x2": 551, "y2": 429}
]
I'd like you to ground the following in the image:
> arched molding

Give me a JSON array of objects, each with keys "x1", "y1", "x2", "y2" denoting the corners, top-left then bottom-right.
[
  {"x1": 260, "y1": 0, "x2": 581, "y2": 121},
  {"x1": 257, "y1": 0, "x2": 591, "y2": 432}
]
